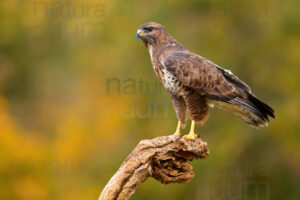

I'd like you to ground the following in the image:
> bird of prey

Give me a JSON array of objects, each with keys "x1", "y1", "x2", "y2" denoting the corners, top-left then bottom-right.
[{"x1": 136, "y1": 22, "x2": 275, "y2": 139}]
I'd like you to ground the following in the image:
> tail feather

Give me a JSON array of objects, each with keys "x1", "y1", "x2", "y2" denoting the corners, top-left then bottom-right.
[
  {"x1": 214, "y1": 64, "x2": 275, "y2": 127},
  {"x1": 230, "y1": 93, "x2": 275, "y2": 128},
  {"x1": 247, "y1": 93, "x2": 275, "y2": 120},
  {"x1": 208, "y1": 93, "x2": 275, "y2": 128}
]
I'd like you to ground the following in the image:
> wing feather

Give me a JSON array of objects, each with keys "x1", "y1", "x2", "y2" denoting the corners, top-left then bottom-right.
[{"x1": 161, "y1": 50, "x2": 244, "y2": 100}]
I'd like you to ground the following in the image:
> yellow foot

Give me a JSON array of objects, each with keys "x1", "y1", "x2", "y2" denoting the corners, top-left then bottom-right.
[
  {"x1": 183, "y1": 133, "x2": 198, "y2": 140},
  {"x1": 183, "y1": 120, "x2": 198, "y2": 139},
  {"x1": 173, "y1": 131, "x2": 180, "y2": 135},
  {"x1": 173, "y1": 121, "x2": 181, "y2": 135}
]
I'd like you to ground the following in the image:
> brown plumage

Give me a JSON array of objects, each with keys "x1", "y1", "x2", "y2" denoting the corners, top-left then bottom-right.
[{"x1": 136, "y1": 22, "x2": 275, "y2": 131}]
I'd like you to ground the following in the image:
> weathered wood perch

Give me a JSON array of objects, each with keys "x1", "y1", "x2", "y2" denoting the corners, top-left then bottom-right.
[{"x1": 99, "y1": 135, "x2": 209, "y2": 200}]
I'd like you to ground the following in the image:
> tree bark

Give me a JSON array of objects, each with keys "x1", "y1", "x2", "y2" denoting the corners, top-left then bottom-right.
[{"x1": 99, "y1": 135, "x2": 209, "y2": 200}]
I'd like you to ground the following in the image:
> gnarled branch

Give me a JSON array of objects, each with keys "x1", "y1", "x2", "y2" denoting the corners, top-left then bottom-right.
[{"x1": 99, "y1": 135, "x2": 209, "y2": 200}]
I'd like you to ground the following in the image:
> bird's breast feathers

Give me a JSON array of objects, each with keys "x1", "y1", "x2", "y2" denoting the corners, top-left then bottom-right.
[
  {"x1": 161, "y1": 68, "x2": 183, "y2": 93},
  {"x1": 148, "y1": 45, "x2": 184, "y2": 94}
]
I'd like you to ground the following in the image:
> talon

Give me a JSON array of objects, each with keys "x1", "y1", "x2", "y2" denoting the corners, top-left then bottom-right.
[
  {"x1": 183, "y1": 133, "x2": 198, "y2": 140},
  {"x1": 183, "y1": 120, "x2": 199, "y2": 140}
]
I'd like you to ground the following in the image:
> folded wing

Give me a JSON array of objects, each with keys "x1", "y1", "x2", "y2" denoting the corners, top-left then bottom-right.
[{"x1": 161, "y1": 50, "x2": 275, "y2": 127}]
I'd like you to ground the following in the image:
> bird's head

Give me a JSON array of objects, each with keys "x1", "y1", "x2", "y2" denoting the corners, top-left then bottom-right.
[{"x1": 136, "y1": 22, "x2": 167, "y2": 46}]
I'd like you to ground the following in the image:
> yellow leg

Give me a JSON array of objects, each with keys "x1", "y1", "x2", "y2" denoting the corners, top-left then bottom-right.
[
  {"x1": 173, "y1": 121, "x2": 181, "y2": 135},
  {"x1": 183, "y1": 120, "x2": 198, "y2": 140}
]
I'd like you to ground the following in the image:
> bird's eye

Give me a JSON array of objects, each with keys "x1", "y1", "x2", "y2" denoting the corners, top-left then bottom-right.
[{"x1": 145, "y1": 27, "x2": 154, "y2": 32}]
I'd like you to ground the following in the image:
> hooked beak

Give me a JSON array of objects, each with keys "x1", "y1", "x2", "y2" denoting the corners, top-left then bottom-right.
[{"x1": 136, "y1": 29, "x2": 146, "y2": 39}]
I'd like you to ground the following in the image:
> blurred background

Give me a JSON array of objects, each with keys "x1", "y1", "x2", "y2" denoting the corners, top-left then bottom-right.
[{"x1": 0, "y1": 0, "x2": 299, "y2": 199}]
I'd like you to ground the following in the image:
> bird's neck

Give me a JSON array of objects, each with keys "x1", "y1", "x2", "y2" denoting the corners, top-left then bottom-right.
[{"x1": 146, "y1": 37, "x2": 184, "y2": 56}]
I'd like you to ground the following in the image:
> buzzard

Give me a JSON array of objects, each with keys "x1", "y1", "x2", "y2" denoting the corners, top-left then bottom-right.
[{"x1": 136, "y1": 22, "x2": 275, "y2": 139}]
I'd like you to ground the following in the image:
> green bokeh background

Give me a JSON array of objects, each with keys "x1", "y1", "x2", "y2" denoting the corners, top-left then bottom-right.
[{"x1": 0, "y1": 0, "x2": 299, "y2": 199}]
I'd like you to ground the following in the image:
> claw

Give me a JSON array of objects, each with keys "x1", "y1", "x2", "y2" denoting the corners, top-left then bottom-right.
[
  {"x1": 183, "y1": 120, "x2": 198, "y2": 140},
  {"x1": 183, "y1": 133, "x2": 198, "y2": 140}
]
